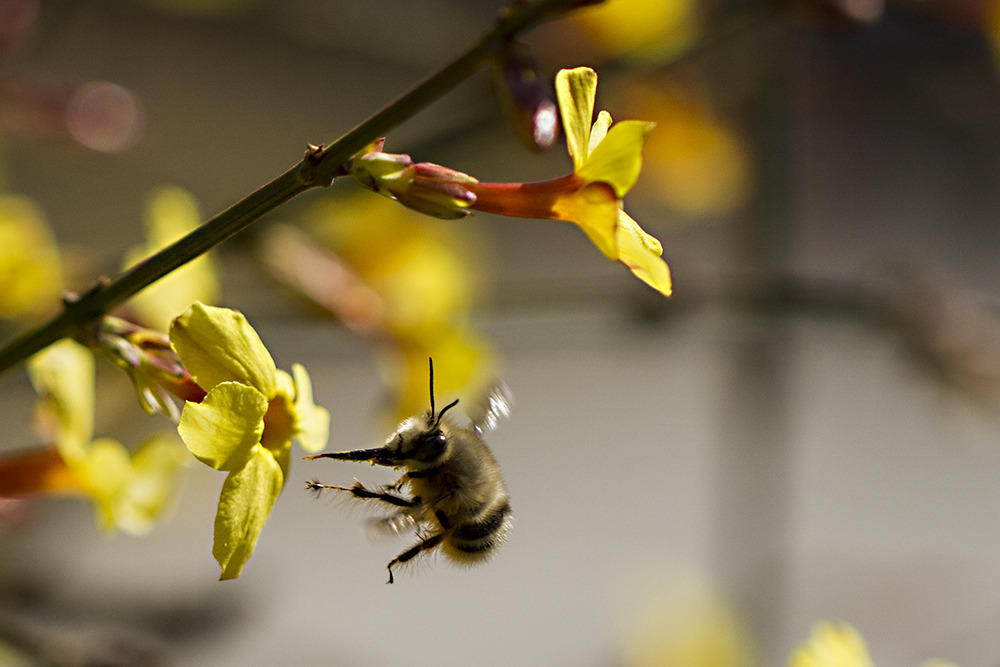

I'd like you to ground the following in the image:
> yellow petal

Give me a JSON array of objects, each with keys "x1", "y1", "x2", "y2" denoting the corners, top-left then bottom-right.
[
  {"x1": 115, "y1": 433, "x2": 188, "y2": 535},
  {"x1": 555, "y1": 67, "x2": 598, "y2": 169},
  {"x1": 262, "y1": 370, "x2": 296, "y2": 481},
  {"x1": 177, "y1": 381, "x2": 267, "y2": 471},
  {"x1": 213, "y1": 446, "x2": 283, "y2": 580},
  {"x1": 616, "y1": 211, "x2": 672, "y2": 296},
  {"x1": 790, "y1": 622, "x2": 875, "y2": 667},
  {"x1": 551, "y1": 181, "x2": 620, "y2": 259},
  {"x1": 291, "y1": 363, "x2": 330, "y2": 454},
  {"x1": 28, "y1": 339, "x2": 95, "y2": 463},
  {"x1": 170, "y1": 301, "x2": 277, "y2": 396},
  {"x1": 577, "y1": 120, "x2": 655, "y2": 198},
  {"x1": 589, "y1": 110, "x2": 613, "y2": 153},
  {"x1": 79, "y1": 437, "x2": 133, "y2": 531},
  {"x1": 0, "y1": 194, "x2": 63, "y2": 319}
]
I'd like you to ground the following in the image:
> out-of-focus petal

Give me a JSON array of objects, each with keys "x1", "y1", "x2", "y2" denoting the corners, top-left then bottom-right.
[
  {"x1": 790, "y1": 622, "x2": 875, "y2": 667},
  {"x1": 80, "y1": 437, "x2": 132, "y2": 531},
  {"x1": 387, "y1": 330, "x2": 497, "y2": 425},
  {"x1": 571, "y1": 0, "x2": 700, "y2": 62},
  {"x1": 114, "y1": 433, "x2": 188, "y2": 536},
  {"x1": 291, "y1": 363, "x2": 330, "y2": 454},
  {"x1": 124, "y1": 187, "x2": 220, "y2": 331},
  {"x1": 27, "y1": 339, "x2": 95, "y2": 462},
  {"x1": 0, "y1": 194, "x2": 63, "y2": 319}
]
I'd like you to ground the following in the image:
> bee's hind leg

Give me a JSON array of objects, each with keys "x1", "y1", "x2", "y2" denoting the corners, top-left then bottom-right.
[{"x1": 386, "y1": 531, "x2": 447, "y2": 584}]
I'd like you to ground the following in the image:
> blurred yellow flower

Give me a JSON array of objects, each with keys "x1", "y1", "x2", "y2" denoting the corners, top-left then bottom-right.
[
  {"x1": 790, "y1": 623, "x2": 874, "y2": 667},
  {"x1": 287, "y1": 194, "x2": 498, "y2": 423},
  {"x1": 791, "y1": 621, "x2": 961, "y2": 667},
  {"x1": 0, "y1": 194, "x2": 63, "y2": 319},
  {"x1": 570, "y1": 0, "x2": 700, "y2": 62},
  {"x1": 631, "y1": 85, "x2": 751, "y2": 216},
  {"x1": 612, "y1": 567, "x2": 755, "y2": 667},
  {"x1": 123, "y1": 186, "x2": 220, "y2": 331},
  {"x1": 18, "y1": 339, "x2": 187, "y2": 535}
]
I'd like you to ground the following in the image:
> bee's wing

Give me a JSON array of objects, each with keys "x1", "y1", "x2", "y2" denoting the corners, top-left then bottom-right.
[
  {"x1": 364, "y1": 512, "x2": 420, "y2": 540},
  {"x1": 468, "y1": 380, "x2": 513, "y2": 434}
]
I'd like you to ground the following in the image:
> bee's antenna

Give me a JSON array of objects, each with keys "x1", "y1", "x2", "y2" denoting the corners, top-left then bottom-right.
[
  {"x1": 436, "y1": 398, "x2": 460, "y2": 427},
  {"x1": 428, "y1": 357, "x2": 459, "y2": 427},
  {"x1": 428, "y1": 357, "x2": 436, "y2": 419}
]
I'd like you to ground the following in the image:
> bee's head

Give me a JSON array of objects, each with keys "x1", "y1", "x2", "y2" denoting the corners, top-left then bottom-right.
[
  {"x1": 385, "y1": 395, "x2": 459, "y2": 467},
  {"x1": 383, "y1": 358, "x2": 458, "y2": 468}
]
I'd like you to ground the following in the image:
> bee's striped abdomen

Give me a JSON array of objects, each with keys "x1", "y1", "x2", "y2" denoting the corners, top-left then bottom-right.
[{"x1": 446, "y1": 499, "x2": 512, "y2": 558}]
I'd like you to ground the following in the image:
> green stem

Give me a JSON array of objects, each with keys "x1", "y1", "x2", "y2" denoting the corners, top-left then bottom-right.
[{"x1": 0, "y1": 0, "x2": 582, "y2": 376}]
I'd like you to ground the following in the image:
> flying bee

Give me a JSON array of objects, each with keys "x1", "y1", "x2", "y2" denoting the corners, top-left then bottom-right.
[{"x1": 305, "y1": 359, "x2": 512, "y2": 584}]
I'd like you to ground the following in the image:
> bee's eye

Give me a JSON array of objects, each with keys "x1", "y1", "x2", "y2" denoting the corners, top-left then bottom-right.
[{"x1": 409, "y1": 429, "x2": 447, "y2": 462}]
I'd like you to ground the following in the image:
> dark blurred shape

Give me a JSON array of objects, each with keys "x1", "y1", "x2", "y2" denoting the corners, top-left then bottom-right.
[
  {"x1": 0, "y1": 76, "x2": 144, "y2": 152},
  {"x1": 888, "y1": 267, "x2": 1000, "y2": 406},
  {"x1": 137, "y1": 0, "x2": 259, "y2": 17},
  {"x1": 490, "y1": 39, "x2": 558, "y2": 151},
  {"x1": 0, "y1": 0, "x2": 38, "y2": 62},
  {"x1": 792, "y1": 0, "x2": 885, "y2": 26},
  {"x1": 259, "y1": 224, "x2": 387, "y2": 337},
  {"x1": 0, "y1": 608, "x2": 170, "y2": 667}
]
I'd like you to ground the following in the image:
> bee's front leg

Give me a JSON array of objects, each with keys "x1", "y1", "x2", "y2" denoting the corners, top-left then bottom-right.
[{"x1": 304, "y1": 447, "x2": 394, "y2": 466}]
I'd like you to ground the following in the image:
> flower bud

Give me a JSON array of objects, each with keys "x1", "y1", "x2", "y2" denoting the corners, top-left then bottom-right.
[
  {"x1": 82, "y1": 315, "x2": 205, "y2": 420},
  {"x1": 346, "y1": 147, "x2": 478, "y2": 219},
  {"x1": 491, "y1": 39, "x2": 558, "y2": 151}
]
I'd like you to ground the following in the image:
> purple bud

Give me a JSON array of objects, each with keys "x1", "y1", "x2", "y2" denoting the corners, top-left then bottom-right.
[{"x1": 491, "y1": 40, "x2": 558, "y2": 151}]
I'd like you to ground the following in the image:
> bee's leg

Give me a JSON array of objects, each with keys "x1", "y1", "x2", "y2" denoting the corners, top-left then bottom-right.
[
  {"x1": 304, "y1": 447, "x2": 393, "y2": 466},
  {"x1": 386, "y1": 531, "x2": 447, "y2": 584},
  {"x1": 386, "y1": 473, "x2": 410, "y2": 493},
  {"x1": 305, "y1": 479, "x2": 415, "y2": 508}
]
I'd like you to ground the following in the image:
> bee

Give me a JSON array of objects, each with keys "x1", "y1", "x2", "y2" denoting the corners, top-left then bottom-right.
[{"x1": 305, "y1": 359, "x2": 512, "y2": 584}]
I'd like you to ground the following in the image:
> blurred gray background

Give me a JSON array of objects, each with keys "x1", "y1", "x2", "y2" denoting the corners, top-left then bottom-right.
[{"x1": 3, "y1": 0, "x2": 1000, "y2": 665}]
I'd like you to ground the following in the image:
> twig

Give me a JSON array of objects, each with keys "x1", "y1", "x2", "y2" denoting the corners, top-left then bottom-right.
[{"x1": 0, "y1": 0, "x2": 584, "y2": 376}]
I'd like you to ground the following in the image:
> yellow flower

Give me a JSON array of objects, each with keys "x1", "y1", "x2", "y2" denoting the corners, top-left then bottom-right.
[
  {"x1": 170, "y1": 301, "x2": 329, "y2": 579},
  {"x1": 18, "y1": 339, "x2": 187, "y2": 535},
  {"x1": 123, "y1": 186, "x2": 220, "y2": 331},
  {"x1": 790, "y1": 623, "x2": 875, "y2": 667},
  {"x1": 0, "y1": 194, "x2": 63, "y2": 319},
  {"x1": 469, "y1": 67, "x2": 671, "y2": 296}
]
